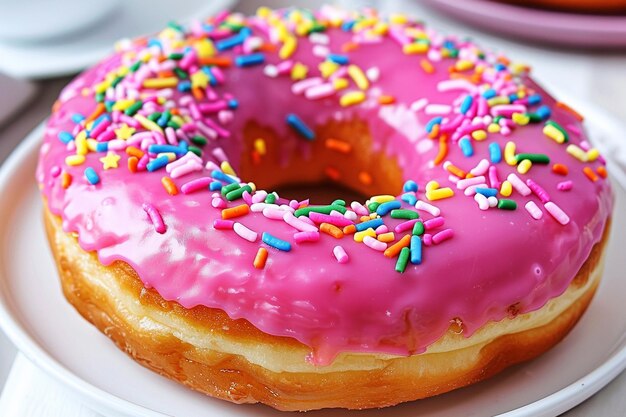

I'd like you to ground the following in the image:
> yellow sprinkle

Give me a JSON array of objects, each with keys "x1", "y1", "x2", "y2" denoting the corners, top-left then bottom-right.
[
  {"x1": 279, "y1": 36, "x2": 297, "y2": 59},
  {"x1": 319, "y1": 61, "x2": 339, "y2": 78},
  {"x1": 65, "y1": 155, "x2": 86, "y2": 166},
  {"x1": 487, "y1": 96, "x2": 510, "y2": 107},
  {"x1": 194, "y1": 38, "x2": 215, "y2": 58},
  {"x1": 354, "y1": 228, "x2": 377, "y2": 243},
  {"x1": 587, "y1": 148, "x2": 600, "y2": 162},
  {"x1": 403, "y1": 42, "x2": 429, "y2": 54},
  {"x1": 517, "y1": 159, "x2": 532, "y2": 174},
  {"x1": 100, "y1": 152, "x2": 121, "y2": 169},
  {"x1": 390, "y1": 14, "x2": 408, "y2": 24},
  {"x1": 455, "y1": 59, "x2": 474, "y2": 71},
  {"x1": 500, "y1": 180, "x2": 513, "y2": 197},
  {"x1": 347, "y1": 65, "x2": 369, "y2": 90},
  {"x1": 190, "y1": 71, "x2": 210, "y2": 89},
  {"x1": 171, "y1": 115, "x2": 185, "y2": 127},
  {"x1": 353, "y1": 17, "x2": 377, "y2": 31},
  {"x1": 425, "y1": 188, "x2": 454, "y2": 201},
  {"x1": 291, "y1": 62, "x2": 308, "y2": 80},
  {"x1": 370, "y1": 195, "x2": 395, "y2": 203},
  {"x1": 340, "y1": 91, "x2": 366, "y2": 107},
  {"x1": 112, "y1": 99, "x2": 135, "y2": 111},
  {"x1": 377, "y1": 232, "x2": 395, "y2": 243},
  {"x1": 566, "y1": 144, "x2": 589, "y2": 162},
  {"x1": 134, "y1": 114, "x2": 163, "y2": 132},
  {"x1": 295, "y1": 21, "x2": 312, "y2": 36},
  {"x1": 333, "y1": 78, "x2": 349, "y2": 90},
  {"x1": 221, "y1": 161, "x2": 236, "y2": 176},
  {"x1": 511, "y1": 62, "x2": 529, "y2": 75},
  {"x1": 487, "y1": 123, "x2": 501, "y2": 133},
  {"x1": 512, "y1": 112, "x2": 530, "y2": 126},
  {"x1": 143, "y1": 77, "x2": 178, "y2": 89},
  {"x1": 94, "y1": 81, "x2": 110, "y2": 95},
  {"x1": 472, "y1": 130, "x2": 487, "y2": 141},
  {"x1": 254, "y1": 138, "x2": 266, "y2": 155},
  {"x1": 425, "y1": 181, "x2": 439, "y2": 192},
  {"x1": 115, "y1": 124, "x2": 136, "y2": 140},
  {"x1": 247, "y1": 182, "x2": 257, "y2": 192},
  {"x1": 75, "y1": 131, "x2": 88, "y2": 156},
  {"x1": 157, "y1": 152, "x2": 177, "y2": 162},
  {"x1": 504, "y1": 141, "x2": 517, "y2": 166},
  {"x1": 543, "y1": 124, "x2": 565, "y2": 144},
  {"x1": 372, "y1": 22, "x2": 388, "y2": 35},
  {"x1": 256, "y1": 6, "x2": 271, "y2": 18}
]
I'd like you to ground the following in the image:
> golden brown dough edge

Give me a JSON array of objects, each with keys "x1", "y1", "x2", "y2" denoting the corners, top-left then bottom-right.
[{"x1": 43, "y1": 205, "x2": 610, "y2": 411}]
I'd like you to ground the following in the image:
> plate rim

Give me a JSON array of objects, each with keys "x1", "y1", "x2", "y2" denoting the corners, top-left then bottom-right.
[{"x1": 0, "y1": 100, "x2": 625, "y2": 416}]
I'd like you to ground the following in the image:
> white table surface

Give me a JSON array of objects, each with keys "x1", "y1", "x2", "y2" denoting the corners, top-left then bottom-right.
[{"x1": 1, "y1": 0, "x2": 626, "y2": 415}]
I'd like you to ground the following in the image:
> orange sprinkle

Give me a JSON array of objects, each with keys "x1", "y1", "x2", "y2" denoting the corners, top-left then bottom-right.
[
  {"x1": 597, "y1": 166, "x2": 608, "y2": 179},
  {"x1": 325, "y1": 138, "x2": 352, "y2": 153},
  {"x1": 126, "y1": 146, "x2": 145, "y2": 159},
  {"x1": 192, "y1": 87, "x2": 205, "y2": 101},
  {"x1": 427, "y1": 123, "x2": 440, "y2": 139},
  {"x1": 556, "y1": 102, "x2": 584, "y2": 122},
  {"x1": 61, "y1": 172, "x2": 72, "y2": 189},
  {"x1": 341, "y1": 42, "x2": 359, "y2": 52},
  {"x1": 51, "y1": 100, "x2": 62, "y2": 113},
  {"x1": 85, "y1": 103, "x2": 105, "y2": 123},
  {"x1": 325, "y1": 166, "x2": 340, "y2": 181},
  {"x1": 259, "y1": 42, "x2": 277, "y2": 52},
  {"x1": 127, "y1": 156, "x2": 138, "y2": 173},
  {"x1": 222, "y1": 204, "x2": 249, "y2": 219},
  {"x1": 343, "y1": 224, "x2": 356, "y2": 235},
  {"x1": 583, "y1": 166, "x2": 598, "y2": 182},
  {"x1": 433, "y1": 136, "x2": 448, "y2": 165},
  {"x1": 552, "y1": 163, "x2": 569, "y2": 176},
  {"x1": 383, "y1": 234, "x2": 411, "y2": 258},
  {"x1": 359, "y1": 215, "x2": 371, "y2": 222},
  {"x1": 198, "y1": 57, "x2": 232, "y2": 67},
  {"x1": 157, "y1": 70, "x2": 175, "y2": 78},
  {"x1": 445, "y1": 162, "x2": 467, "y2": 179},
  {"x1": 161, "y1": 176, "x2": 178, "y2": 195},
  {"x1": 358, "y1": 171, "x2": 373, "y2": 186},
  {"x1": 420, "y1": 58, "x2": 435, "y2": 74},
  {"x1": 320, "y1": 223, "x2": 344, "y2": 239},
  {"x1": 253, "y1": 247, "x2": 269, "y2": 269},
  {"x1": 377, "y1": 232, "x2": 395, "y2": 243},
  {"x1": 170, "y1": 108, "x2": 180, "y2": 116},
  {"x1": 378, "y1": 95, "x2": 396, "y2": 105}
]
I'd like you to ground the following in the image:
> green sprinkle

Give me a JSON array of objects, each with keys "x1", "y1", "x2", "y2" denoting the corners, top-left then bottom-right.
[
  {"x1": 148, "y1": 112, "x2": 161, "y2": 122},
  {"x1": 265, "y1": 193, "x2": 276, "y2": 204},
  {"x1": 527, "y1": 113, "x2": 543, "y2": 123},
  {"x1": 111, "y1": 75, "x2": 124, "y2": 88},
  {"x1": 167, "y1": 21, "x2": 184, "y2": 32},
  {"x1": 125, "y1": 101, "x2": 143, "y2": 116},
  {"x1": 515, "y1": 153, "x2": 550, "y2": 164},
  {"x1": 191, "y1": 135, "x2": 207, "y2": 146},
  {"x1": 497, "y1": 199, "x2": 517, "y2": 210},
  {"x1": 221, "y1": 182, "x2": 240, "y2": 196},
  {"x1": 104, "y1": 101, "x2": 114, "y2": 112},
  {"x1": 173, "y1": 67, "x2": 188, "y2": 79},
  {"x1": 167, "y1": 120, "x2": 181, "y2": 129},
  {"x1": 188, "y1": 146, "x2": 203, "y2": 157},
  {"x1": 368, "y1": 202, "x2": 380, "y2": 212},
  {"x1": 412, "y1": 221, "x2": 424, "y2": 236},
  {"x1": 545, "y1": 120, "x2": 569, "y2": 142},
  {"x1": 395, "y1": 247, "x2": 410, "y2": 273},
  {"x1": 130, "y1": 61, "x2": 142, "y2": 72},
  {"x1": 390, "y1": 209, "x2": 419, "y2": 220},
  {"x1": 493, "y1": 115, "x2": 503, "y2": 123},
  {"x1": 95, "y1": 93, "x2": 105, "y2": 103},
  {"x1": 168, "y1": 52, "x2": 184, "y2": 60},
  {"x1": 294, "y1": 204, "x2": 347, "y2": 217},
  {"x1": 226, "y1": 185, "x2": 252, "y2": 201},
  {"x1": 332, "y1": 199, "x2": 346, "y2": 207}
]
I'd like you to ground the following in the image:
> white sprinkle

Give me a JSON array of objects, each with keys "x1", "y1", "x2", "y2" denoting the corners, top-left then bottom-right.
[
  {"x1": 525, "y1": 201, "x2": 543, "y2": 220},
  {"x1": 545, "y1": 202, "x2": 570, "y2": 225},
  {"x1": 415, "y1": 200, "x2": 441, "y2": 216},
  {"x1": 363, "y1": 235, "x2": 387, "y2": 251},
  {"x1": 333, "y1": 245, "x2": 349, "y2": 264},
  {"x1": 507, "y1": 173, "x2": 532, "y2": 196},
  {"x1": 233, "y1": 223, "x2": 258, "y2": 242},
  {"x1": 474, "y1": 193, "x2": 490, "y2": 210}
]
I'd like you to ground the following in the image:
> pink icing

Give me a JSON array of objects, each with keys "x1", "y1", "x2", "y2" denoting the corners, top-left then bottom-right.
[{"x1": 37, "y1": 8, "x2": 612, "y2": 365}]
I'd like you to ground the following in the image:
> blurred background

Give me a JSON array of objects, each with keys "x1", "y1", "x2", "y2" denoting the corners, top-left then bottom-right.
[{"x1": 0, "y1": 0, "x2": 625, "y2": 415}]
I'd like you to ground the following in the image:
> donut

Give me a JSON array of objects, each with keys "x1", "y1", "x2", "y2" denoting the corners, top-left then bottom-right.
[
  {"x1": 498, "y1": 0, "x2": 626, "y2": 13},
  {"x1": 37, "y1": 6, "x2": 613, "y2": 411}
]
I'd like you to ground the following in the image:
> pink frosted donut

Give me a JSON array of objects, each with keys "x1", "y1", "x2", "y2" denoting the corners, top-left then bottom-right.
[{"x1": 38, "y1": 6, "x2": 613, "y2": 411}]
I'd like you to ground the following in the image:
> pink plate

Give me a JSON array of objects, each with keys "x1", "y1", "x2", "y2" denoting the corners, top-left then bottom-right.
[{"x1": 422, "y1": 0, "x2": 626, "y2": 48}]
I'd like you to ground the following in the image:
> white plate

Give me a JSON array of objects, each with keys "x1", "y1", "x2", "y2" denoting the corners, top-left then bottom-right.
[
  {"x1": 0, "y1": 0, "x2": 236, "y2": 79},
  {"x1": 0, "y1": 101, "x2": 625, "y2": 417}
]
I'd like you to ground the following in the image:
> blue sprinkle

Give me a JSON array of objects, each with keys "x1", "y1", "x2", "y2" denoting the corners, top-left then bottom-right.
[
  {"x1": 536, "y1": 105, "x2": 551, "y2": 120},
  {"x1": 203, "y1": 67, "x2": 217, "y2": 85},
  {"x1": 71, "y1": 114, "x2": 85, "y2": 124},
  {"x1": 286, "y1": 113, "x2": 315, "y2": 141},
  {"x1": 475, "y1": 187, "x2": 498, "y2": 198},
  {"x1": 235, "y1": 53, "x2": 265, "y2": 67},
  {"x1": 355, "y1": 218, "x2": 384, "y2": 232},
  {"x1": 84, "y1": 167, "x2": 100, "y2": 185},
  {"x1": 495, "y1": 63, "x2": 507, "y2": 71},
  {"x1": 376, "y1": 201, "x2": 401, "y2": 216},
  {"x1": 96, "y1": 143, "x2": 108, "y2": 153},
  {"x1": 327, "y1": 53, "x2": 349, "y2": 65},
  {"x1": 528, "y1": 94, "x2": 542, "y2": 106},
  {"x1": 211, "y1": 170, "x2": 238, "y2": 184},
  {"x1": 403, "y1": 180, "x2": 418, "y2": 193},
  {"x1": 425, "y1": 116, "x2": 443, "y2": 133},
  {"x1": 459, "y1": 137, "x2": 474, "y2": 157},
  {"x1": 215, "y1": 28, "x2": 251, "y2": 51},
  {"x1": 341, "y1": 21, "x2": 355, "y2": 31},
  {"x1": 178, "y1": 80, "x2": 191, "y2": 92},
  {"x1": 58, "y1": 131, "x2": 74, "y2": 144},
  {"x1": 489, "y1": 142, "x2": 502, "y2": 163},
  {"x1": 482, "y1": 88, "x2": 497, "y2": 99},
  {"x1": 460, "y1": 95, "x2": 473, "y2": 114},
  {"x1": 401, "y1": 193, "x2": 417, "y2": 206},
  {"x1": 92, "y1": 113, "x2": 111, "y2": 129},
  {"x1": 262, "y1": 232, "x2": 291, "y2": 252},
  {"x1": 146, "y1": 155, "x2": 170, "y2": 172},
  {"x1": 179, "y1": 141, "x2": 189, "y2": 152},
  {"x1": 410, "y1": 236, "x2": 422, "y2": 265},
  {"x1": 228, "y1": 99, "x2": 239, "y2": 109},
  {"x1": 148, "y1": 144, "x2": 186, "y2": 155},
  {"x1": 147, "y1": 39, "x2": 163, "y2": 50},
  {"x1": 209, "y1": 181, "x2": 223, "y2": 191}
]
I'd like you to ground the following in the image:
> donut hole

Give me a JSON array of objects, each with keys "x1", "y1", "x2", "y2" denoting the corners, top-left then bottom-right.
[{"x1": 239, "y1": 119, "x2": 404, "y2": 204}]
